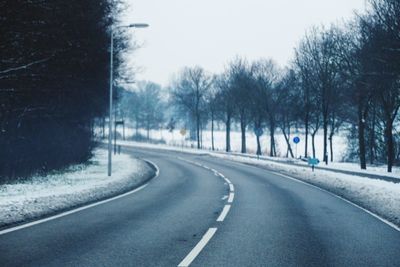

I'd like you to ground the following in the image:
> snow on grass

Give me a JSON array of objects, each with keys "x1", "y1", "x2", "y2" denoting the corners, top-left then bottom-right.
[
  {"x1": 0, "y1": 149, "x2": 154, "y2": 229},
  {"x1": 226, "y1": 152, "x2": 400, "y2": 179},
  {"x1": 99, "y1": 127, "x2": 348, "y2": 161},
  {"x1": 317, "y1": 161, "x2": 400, "y2": 178},
  {"x1": 116, "y1": 138, "x2": 400, "y2": 177},
  {"x1": 118, "y1": 140, "x2": 400, "y2": 227},
  {"x1": 103, "y1": 126, "x2": 399, "y2": 176}
]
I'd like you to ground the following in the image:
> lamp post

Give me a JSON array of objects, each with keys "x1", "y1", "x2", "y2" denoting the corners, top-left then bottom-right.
[{"x1": 108, "y1": 23, "x2": 149, "y2": 176}]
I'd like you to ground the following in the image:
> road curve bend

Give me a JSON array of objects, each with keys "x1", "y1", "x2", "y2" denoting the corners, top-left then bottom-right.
[{"x1": 0, "y1": 146, "x2": 399, "y2": 267}]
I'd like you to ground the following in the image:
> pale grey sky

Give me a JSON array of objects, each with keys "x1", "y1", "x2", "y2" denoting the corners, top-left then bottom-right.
[{"x1": 123, "y1": 0, "x2": 366, "y2": 86}]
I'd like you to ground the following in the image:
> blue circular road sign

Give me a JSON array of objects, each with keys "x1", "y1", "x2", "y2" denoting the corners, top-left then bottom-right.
[
  {"x1": 254, "y1": 128, "x2": 264, "y2": 137},
  {"x1": 293, "y1": 136, "x2": 300, "y2": 144}
]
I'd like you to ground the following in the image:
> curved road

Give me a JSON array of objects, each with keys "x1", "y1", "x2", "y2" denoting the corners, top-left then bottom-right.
[{"x1": 0, "y1": 146, "x2": 399, "y2": 266}]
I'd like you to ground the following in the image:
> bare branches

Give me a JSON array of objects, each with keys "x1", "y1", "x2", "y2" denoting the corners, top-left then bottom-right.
[{"x1": 0, "y1": 56, "x2": 52, "y2": 75}]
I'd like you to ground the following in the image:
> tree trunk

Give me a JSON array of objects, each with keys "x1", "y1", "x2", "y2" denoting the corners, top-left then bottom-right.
[
  {"x1": 304, "y1": 112, "x2": 309, "y2": 158},
  {"x1": 323, "y1": 113, "x2": 328, "y2": 165},
  {"x1": 123, "y1": 122, "x2": 125, "y2": 140},
  {"x1": 385, "y1": 120, "x2": 394, "y2": 173},
  {"x1": 211, "y1": 113, "x2": 215, "y2": 151},
  {"x1": 200, "y1": 126, "x2": 203, "y2": 149},
  {"x1": 311, "y1": 133, "x2": 316, "y2": 158},
  {"x1": 256, "y1": 135, "x2": 261, "y2": 156},
  {"x1": 196, "y1": 114, "x2": 200, "y2": 149},
  {"x1": 135, "y1": 114, "x2": 139, "y2": 136},
  {"x1": 114, "y1": 122, "x2": 117, "y2": 155},
  {"x1": 255, "y1": 118, "x2": 262, "y2": 156},
  {"x1": 369, "y1": 107, "x2": 376, "y2": 165},
  {"x1": 329, "y1": 134, "x2": 333, "y2": 162},
  {"x1": 358, "y1": 106, "x2": 367, "y2": 170},
  {"x1": 269, "y1": 119, "x2": 276, "y2": 157},
  {"x1": 225, "y1": 114, "x2": 231, "y2": 152},
  {"x1": 240, "y1": 117, "x2": 246, "y2": 154},
  {"x1": 282, "y1": 128, "x2": 294, "y2": 158}
]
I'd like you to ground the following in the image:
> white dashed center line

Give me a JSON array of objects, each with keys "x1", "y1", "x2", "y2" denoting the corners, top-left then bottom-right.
[
  {"x1": 227, "y1": 192, "x2": 235, "y2": 203},
  {"x1": 178, "y1": 228, "x2": 218, "y2": 267},
  {"x1": 176, "y1": 157, "x2": 235, "y2": 266},
  {"x1": 229, "y1": 183, "x2": 234, "y2": 192},
  {"x1": 217, "y1": 205, "x2": 232, "y2": 222}
]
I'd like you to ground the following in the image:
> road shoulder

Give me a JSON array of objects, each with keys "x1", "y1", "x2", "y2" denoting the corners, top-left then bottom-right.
[{"x1": 0, "y1": 149, "x2": 157, "y2": 230}]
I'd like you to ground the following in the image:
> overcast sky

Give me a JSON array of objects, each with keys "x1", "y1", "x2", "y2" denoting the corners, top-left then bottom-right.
[{"x1": 123, "y1": 0, "x2": 366, "y2": 86}]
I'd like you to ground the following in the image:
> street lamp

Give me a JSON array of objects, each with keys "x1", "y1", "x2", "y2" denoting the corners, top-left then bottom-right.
[{"x1": 108, "y1": 23, "x2": 149, "y2": 176}]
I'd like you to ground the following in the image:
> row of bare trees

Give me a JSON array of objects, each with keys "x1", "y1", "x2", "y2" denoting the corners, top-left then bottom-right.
[
  {"x1": 118, "y1": 82, "x2": 165, "y2": 140},
  {"x1": 169, "y1": 0, "x2": 400, "y2": 172}
]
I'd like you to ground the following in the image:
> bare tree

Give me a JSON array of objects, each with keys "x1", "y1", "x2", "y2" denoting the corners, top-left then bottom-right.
[
  {"x1": 294, "y1": 44, "x2": 315, "y2": 158},
  {"x1": 227, "y1": 57, "x2": 255, "y2": 154},
  {"x1": 369, "y1": 0, "x2": 400, "y2": 172},
  {"x1": 275, "y1": 69, "x2": 300, "y2": 158},
  {"x1": 205, "y1": 77, "x2": 218, "y2": 151},
  {"x1": 252, "y1": 59, "x2": 280, "y2": 156},
  {"x1": 297, "y1": 27, "x2": 341, "y2": 164},
  {"x1": 334, "y1": 19, "x2": 373, "y2": 169},
  {"x1": 215, "y1": 73, "x2": 235, "y2": 152},
  {"x1": 137, "y1": 82, "x2": 165, "y2": 140},
  {"x1": 171, "y1": 66, "x2": 213, "y2": 149}
]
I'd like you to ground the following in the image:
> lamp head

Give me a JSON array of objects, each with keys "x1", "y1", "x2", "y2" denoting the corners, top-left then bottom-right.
[{"x1": 128, "y1": 23, "x2": 149, "y2": 28}]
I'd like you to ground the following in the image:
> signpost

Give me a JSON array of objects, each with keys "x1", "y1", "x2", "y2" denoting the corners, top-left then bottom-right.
[
  {"x1": 254, "y1": 127, "x2": 263, "y2": 137},
  {"x1": 180, "y1": 128, "x2": 187, "y2": 136},
  {"x1": 293, "y1": 136, "x2": 300, "y2": 158},
  {"x1": 308, "y1": 158, "x2": 320, "y2": 171},
  {"x1": 180, "y1": 128, "x2": 187, "y2": 149}
]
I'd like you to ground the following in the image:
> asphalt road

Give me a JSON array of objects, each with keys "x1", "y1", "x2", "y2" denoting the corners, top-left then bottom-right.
[{"x1": 0, "y1": 146, "x2": 399, "y2": 266}]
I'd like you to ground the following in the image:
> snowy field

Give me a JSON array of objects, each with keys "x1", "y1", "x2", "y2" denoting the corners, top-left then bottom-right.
[
  {"x1": 106, "y1": 126, "x2": 396, "y2": 175},
  {"x1": 118, "y1": 141, "x2": 400, "y2": 228},
  {"x1": 104, "y1": 127, "x2": 347, "y2": 161},
  {"x1": 0, "y1": 149, "x2": 155, "y2": 229}
]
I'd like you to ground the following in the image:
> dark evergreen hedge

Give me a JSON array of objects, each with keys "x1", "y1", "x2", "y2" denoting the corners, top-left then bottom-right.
[{"x1": 0, "y1": 0, "x2": 126, "y2": 179}]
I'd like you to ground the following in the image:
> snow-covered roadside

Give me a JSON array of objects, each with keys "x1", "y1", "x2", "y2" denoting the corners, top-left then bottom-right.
[
  {"x1": 117, "y1": 140, "x2": 400, "y2": 178},
  {"x1": 0, "y1": 149, "x2": 155, "y2": 229},
  {"x1": 119, "y1": 141, "x2": 400, "y2": 227}
]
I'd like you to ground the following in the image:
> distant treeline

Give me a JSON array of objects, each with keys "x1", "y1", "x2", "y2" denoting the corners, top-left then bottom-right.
[
  {"x1": 0, "y1": 0, "x2": 128, "y2": 179},
  {"x1": 165, "y1": 0, "x2": 400, "y2": 172},
  {"x1": 114, "y1": 0, "x2": 399, "y2": 172}
]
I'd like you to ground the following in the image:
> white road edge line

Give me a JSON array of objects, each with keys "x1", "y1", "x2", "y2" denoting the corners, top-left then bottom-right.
[
  {"x1": 0, "y1": 184, "x2": 148, "y2": 236},
  {"x1": 227, "y1": 192, "x2": 235, "y2": 203},
  {"x1": 226, "y1": 160, "x2": 400, "y2": 232},
  {"x1": 217, "y1": 205, "x2": 231, "y2": 222},
  {"x1": 178, "y1": 227, "x2": 218, "y2": 267},
  {"x1": 143, "y1": 159, "x2": 160, "y2": 177},
  {"x1": 224, "y1": 178, "x2": 232, "y2": 184},
  {"x1": 272, "y1": 171, "x2": 400, "y2": 232},
  {"x1": 0, "y1": 160, "x2": 160, "y2": 236}
]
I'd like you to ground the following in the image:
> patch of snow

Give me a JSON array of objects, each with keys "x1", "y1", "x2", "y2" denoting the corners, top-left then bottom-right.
[
  {"x1": 98, "y1": 127, "x2": 348, "y2": 162},
  {"x1": 0, "y1": 149, "x2": 154, "y2": 229}
]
